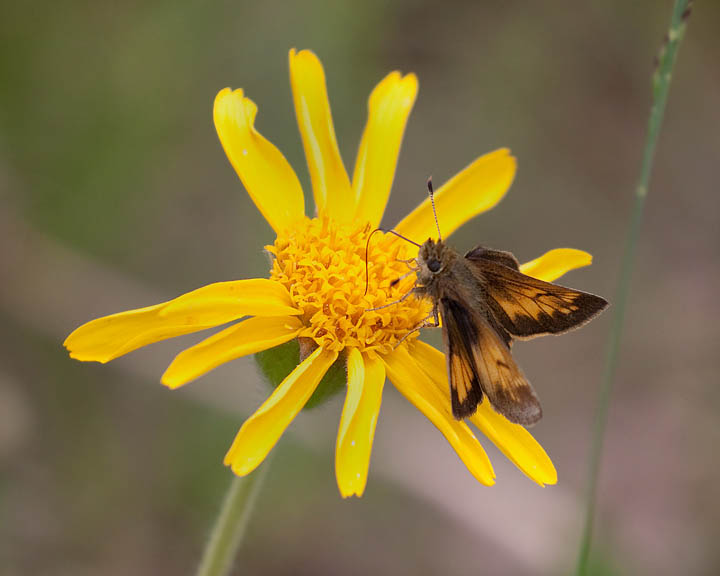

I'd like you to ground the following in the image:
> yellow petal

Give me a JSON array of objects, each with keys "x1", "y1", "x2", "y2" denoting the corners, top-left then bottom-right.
[
  {"x1": 161, "y1": 316, "x2": 304, "y2": 389},
  {"x1": 214, "y1": 88, "x2": 305, "y2": 233},
  {"x1": 352, "y1": 71, "x2": 418, "y2": 227},
  {"x1": 519, "y1": 248, "x2": 593, "y2": 283},
  {"x1": 409, "y1": 340, "x2": 556, "y2": 486},
  {"x1": 470, "y1": 403, "x2": 557, "y2": 486},
  {"x1": 335, "y1": 349, "x2": 385, "y2": 498},
  {"x1": 383, "y1": 346, "x2": 495, "y2": 485},
  {"x1": 64, "y1": 279, "x2": 300, "y2": 363},
  {"x1": 289, "y1": 49, "x2": 353, "y2": 220},
  {"x1": 394, "y1": 149, "x2": 516, "y2": 242},
  {"x1": 224, "y1": 346, "x2": 338, "y2": 476}
]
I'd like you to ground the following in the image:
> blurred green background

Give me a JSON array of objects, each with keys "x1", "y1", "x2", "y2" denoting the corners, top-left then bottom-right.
[{"x1": 2, "y1": 1, "x2": 719, "y2": 574}]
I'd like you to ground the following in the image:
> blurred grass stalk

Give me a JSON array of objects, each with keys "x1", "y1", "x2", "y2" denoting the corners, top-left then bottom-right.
[
  {"x1": 196, "y1": 457, "x2": 273, "y2": 576},
  {"x1": 575, "y1": 1, "x2": 694, "y2": 574}
]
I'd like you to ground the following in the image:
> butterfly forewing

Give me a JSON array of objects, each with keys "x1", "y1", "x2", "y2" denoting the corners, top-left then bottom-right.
[
  {"x1": 440, "y1": 297, "x2": 484, "y2": 419},
  {"x1": 465, "y1": 248, "x2": 609, "y2": 339},
  {"x1": 441, "y1": 296, "x2": 542, "y2": 425}
]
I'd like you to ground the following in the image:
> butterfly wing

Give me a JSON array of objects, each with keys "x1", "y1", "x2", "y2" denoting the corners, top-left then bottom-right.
[
  {"x1": 440, "y1": 296, "x2": 542, "y2": 425},
  {"x1": 440, "y1": 296, "x2": 484, "y2": 419},
  {"x1": 465, "y1": 247, "x2": 608, "y2": 339}
]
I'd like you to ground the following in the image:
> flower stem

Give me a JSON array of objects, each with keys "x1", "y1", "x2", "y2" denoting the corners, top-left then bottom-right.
[
  {"x1": 574, "y1": 2, "x2": 693, "y2": 574},
  {"x1": 196, "y1": 458, "x2": 273, "y2": 576}
]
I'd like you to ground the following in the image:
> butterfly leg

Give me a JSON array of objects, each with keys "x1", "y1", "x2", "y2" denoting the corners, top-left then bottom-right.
[
  {"x1": 431, "y1": 302, "x2": 440, "y2": 327},
  {"x1": 393, "y1": 305, "x2": 440, "y2": 349},
  {"x1": 390, "y1": 267, "x2": 420, "y2": 288},
  {"x1": 365, "y1": 288, "x2": 415, "y2": 312},
  {"x1": 396, "y1": 257, "x2": 419, "y2": 268}
]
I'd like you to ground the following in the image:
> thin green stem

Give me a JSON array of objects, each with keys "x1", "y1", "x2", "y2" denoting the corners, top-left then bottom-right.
[
  {"x1": 196, "y1": 458, "x2": 273, "y2": 576},
  {"x1": 574, "y1": 2, "x2": 693, "y2": 574}
]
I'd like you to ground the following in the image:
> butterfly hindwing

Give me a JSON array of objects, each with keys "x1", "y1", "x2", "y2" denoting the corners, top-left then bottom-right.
[
  {"x1": 440, "y1": 297, "x2": 542, "y2": 425},
  {"x1": 465, "y1": 247, "x2": 609, "y2": 339},
  {"x1": 465, "y1": 246, "x2": 520, "y2": 270}
]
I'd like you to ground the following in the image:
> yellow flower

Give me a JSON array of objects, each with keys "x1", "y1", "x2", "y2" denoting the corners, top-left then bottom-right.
[{"x1": 65, "y1": 49, "x2": 594, "y2": 498}]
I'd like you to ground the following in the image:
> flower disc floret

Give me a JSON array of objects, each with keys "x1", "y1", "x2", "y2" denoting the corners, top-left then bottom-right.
[{"x1": 268, "y1": 217, "x2": 432, "y2": 354}]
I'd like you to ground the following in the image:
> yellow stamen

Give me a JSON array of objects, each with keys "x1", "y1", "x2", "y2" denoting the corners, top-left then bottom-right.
[{"x1": 268, "y1": 217, "x2": 432, "y2": 354}]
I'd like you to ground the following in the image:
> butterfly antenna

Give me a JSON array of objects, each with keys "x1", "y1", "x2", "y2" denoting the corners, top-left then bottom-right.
[
  {"x1": 385, "y1": 229, "x2": 422, "y2": 248},
  {"x1": 364, "y1": 228, "x2": 422, "y2": 296},
  {"x1": 427, "y1": 176, "x2": 442, "y2": 241}
]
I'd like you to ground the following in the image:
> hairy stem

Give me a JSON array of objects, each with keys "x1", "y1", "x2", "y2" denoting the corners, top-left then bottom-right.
[{"x1": 196, "y1": 458, "x2": 273, "y2": 576}]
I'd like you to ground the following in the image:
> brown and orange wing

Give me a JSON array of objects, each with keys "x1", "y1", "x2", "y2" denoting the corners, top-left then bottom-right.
[
  {"x1": 440, "y1": 297, "x2": 542, "y2": 425},
  {"x1": 441, "y1": 297, "x2": 483, "y2": 419},
  {"x1": 465, "y1": 247, "x2": 608, "y2": 339}
]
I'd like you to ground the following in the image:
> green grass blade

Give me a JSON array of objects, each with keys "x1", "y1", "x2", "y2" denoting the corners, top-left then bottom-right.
[{"x1": 574, "y1": 2, "x2": 694, "y2": 574}]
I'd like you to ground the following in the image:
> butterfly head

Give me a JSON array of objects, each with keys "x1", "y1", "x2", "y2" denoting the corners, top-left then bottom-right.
[
  {"x1": 417, "y1": 238, "x2": 454, "y2": 285},
  {"x1": 415, "y1": 177, "x2": 455, "y2": 284}
]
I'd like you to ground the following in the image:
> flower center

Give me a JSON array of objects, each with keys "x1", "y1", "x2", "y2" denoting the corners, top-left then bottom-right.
[{"x1": 268, "y1": 217, "x2": 432, "y2": 354}]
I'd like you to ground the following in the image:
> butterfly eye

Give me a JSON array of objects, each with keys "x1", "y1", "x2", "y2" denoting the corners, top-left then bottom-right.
[{"x1": 427, "y1": 259, "x2": 442, "y2": 273}]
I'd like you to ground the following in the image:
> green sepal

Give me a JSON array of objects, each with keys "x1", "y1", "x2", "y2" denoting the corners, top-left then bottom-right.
[{"x1": 254, "y1": 340, "x2": 346, "y2": 410}]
